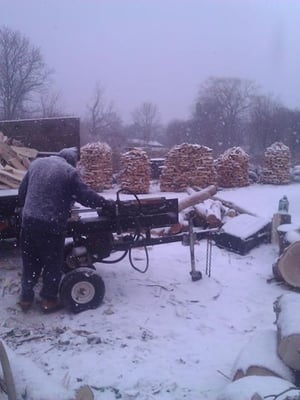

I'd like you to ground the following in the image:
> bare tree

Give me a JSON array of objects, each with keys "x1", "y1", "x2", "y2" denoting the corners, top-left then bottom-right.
[
  {"x1": 192, "y1": 77, "x2": 258, "y2": 151},
  {"x1": 0, "y1": 26, "x2": 51, "y2": 120},
  {"x1": 39, "y1": 90, "x2": 64, "y2": 118},
  {"x1": 247, "y1": 94, "x2": 283, "y2": 155},
  {"x1": 83, "y1": 83, "x2": 122, "y2": 146},
  {"x1": 165, "y1": 119, "x2": 192, "y2": 147},
  {"x1": 132, "y1": 101, "x2": 160, "y2": 143}
]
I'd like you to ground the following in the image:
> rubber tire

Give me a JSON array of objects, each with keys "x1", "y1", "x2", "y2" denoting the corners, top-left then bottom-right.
[
  {"x1": 59, "y1": 267, "x2": 105, "y2": 313},
  {"x1": 0, "y1": 340, "x2": 17, "y2": 400}
]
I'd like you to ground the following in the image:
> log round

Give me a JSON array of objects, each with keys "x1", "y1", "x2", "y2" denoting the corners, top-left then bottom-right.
[
  {"x1": 216, "y1": 376, "x2": 297, "y2": 400},
  {"x1": 276, "y1": 241, "x2": 300, "y2": 288},
  {"x1": 232, "y1": 329, "x2": 294, "y2": 383},
  {"x1": 275, "y1": 293, "x2": 300, "y2": 370}
]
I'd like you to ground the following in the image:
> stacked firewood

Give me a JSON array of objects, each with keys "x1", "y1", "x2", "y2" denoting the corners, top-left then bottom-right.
[
  {"x1": 0, "y1": 132, "x2": 38, "y2": 189},
  {"x1": 261, "y1": 142, "x2": 291, "y2": 184},
  {"x1": 79, "y1": 142, "x2": 113, "y2": 192},
  {"x1": 215, "y1": 146, "x2": 249, "y2": 188},
  {"x1": 160, "y1": 143, "x2": 217, "y2": 192},
  {"x1": 119, "y1": 147, "x2": 151, "y2": 194}
]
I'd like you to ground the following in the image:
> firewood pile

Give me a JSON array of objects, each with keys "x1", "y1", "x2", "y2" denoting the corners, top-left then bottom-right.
[
  {"x1": 0, "y1": 132, "x2": 38, "y2": 189},
  {"x1": 159, "y1": 143, "x2": 217, "y2": 192},
  {"x1": 215, "y1": 146, "x2": 249, "y2": 188},
  {"x1": 119, "y1": 147, "x2": 151, "y2": 194},
  {"x1": 79, "y1": 142, "x2": 113, "y2": 192},
  {"x1": 261, "y1": 142, "x2": 291, "y2": 184}
]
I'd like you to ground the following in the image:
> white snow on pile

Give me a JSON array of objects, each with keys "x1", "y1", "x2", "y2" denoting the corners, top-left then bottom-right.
[{"x1": 221, "y1": 214, "x2": 270, "y2": 239}]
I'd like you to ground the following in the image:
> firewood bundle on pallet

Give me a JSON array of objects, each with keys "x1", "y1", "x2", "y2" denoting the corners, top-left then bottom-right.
[
  {"x1": 215, "y1": 146, "x2": 249, "y2": 188},
  {"x1": 159, "y1": 143, "x2": 217, "y2": 192},
  {"x1": 0, "y1": 132, "x2": 38, "y2": 189},
  {"x1": 79, "y1": 142, "x2": 113, "y2": 192},
  {"x1": 261, "y1": 142, "x2": 291, "y2": 184},
  {"x1": 119, "y1": 147, "x2": 151, "y2": 194}
]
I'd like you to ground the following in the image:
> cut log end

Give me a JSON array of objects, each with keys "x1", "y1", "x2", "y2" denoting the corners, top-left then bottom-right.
[
  {"x1": 277, "y1": 241, "x2": 300, "y2": 288},
  {"x1": 278, "y1": 334, "x2": 300, "y2": 370}
]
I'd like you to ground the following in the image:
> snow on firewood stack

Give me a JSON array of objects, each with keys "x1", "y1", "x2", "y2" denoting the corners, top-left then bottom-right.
[
  {"x1": 261, "y1": 142, "x2": 291, "y2": 184},
  {"x1": 79, "y1": 142, "x2": 113, "y2": 192},
  {"x1": 119, "y1": 147, "x2": 151, "y2": 194},
  {"x1": 215, "y1": 146, "x2": 249, "y2": 188},
  {"x1": 159, "y1": 143, "x2": 217, "y2": 192}
]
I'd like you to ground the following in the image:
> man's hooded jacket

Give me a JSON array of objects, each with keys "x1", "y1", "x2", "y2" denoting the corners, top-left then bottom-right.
[{"x1": 18, "y1": 147, "x2": 108, "y2": 234}]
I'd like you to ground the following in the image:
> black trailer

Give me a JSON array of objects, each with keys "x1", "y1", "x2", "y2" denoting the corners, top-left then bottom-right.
[{"x1": 0, "y1": 116, "x2": 80, "y2": 152}]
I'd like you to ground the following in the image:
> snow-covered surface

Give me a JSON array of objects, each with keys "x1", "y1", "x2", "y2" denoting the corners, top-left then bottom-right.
[
  {"x1": 221, "y1": 214, "x2": 270, "y2": 239},
  {"x1": 0, "y1": 182, "x2": 300, "y2": 400},
  {"x1": 275, "y1": 292, "x2": 300, "y2": 337},
  {"x1": 285, "y1": 228, "x2": 300, "y2": 244}
]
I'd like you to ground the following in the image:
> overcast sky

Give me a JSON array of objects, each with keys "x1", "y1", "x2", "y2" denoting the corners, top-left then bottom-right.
[{"x1": 2, "y1": 0, "x2": 300, "y2": 124}]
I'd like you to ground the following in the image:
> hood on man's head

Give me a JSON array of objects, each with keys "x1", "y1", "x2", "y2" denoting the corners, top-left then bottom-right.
[{"x1": 58, "y1": 147, "x2": 79, "y2": 167}]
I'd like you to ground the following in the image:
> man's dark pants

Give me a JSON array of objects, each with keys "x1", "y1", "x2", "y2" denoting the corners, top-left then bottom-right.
[{"x1": 20, "y1": 219, "x2": 65, "y2": 302}]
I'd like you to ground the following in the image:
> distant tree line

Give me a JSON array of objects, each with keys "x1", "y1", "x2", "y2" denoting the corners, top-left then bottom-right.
[
  {"x1": 165, "y1": 77, "x2": 300, "y2": 163},
  {"x1": 1, "y1": 26, "x2": 300, "y2": 164}
]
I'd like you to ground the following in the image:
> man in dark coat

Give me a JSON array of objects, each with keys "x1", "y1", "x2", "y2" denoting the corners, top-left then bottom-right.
[{"x1": 18, "y1": 147, "x2": 115, "y2": 313}]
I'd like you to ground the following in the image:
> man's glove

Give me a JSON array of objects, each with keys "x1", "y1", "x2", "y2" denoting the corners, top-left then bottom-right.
[{"x1": 100, "y1": 199, "x2": 116, "y2": 218}]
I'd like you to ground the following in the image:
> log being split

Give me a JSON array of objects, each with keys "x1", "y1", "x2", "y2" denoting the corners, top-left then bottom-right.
[
  {"x1": 178, "y1": 185, "x2": 217, "y2": 212},
  {"x1": 274, "y1": 293, "x2": 300, "y2": 370}
]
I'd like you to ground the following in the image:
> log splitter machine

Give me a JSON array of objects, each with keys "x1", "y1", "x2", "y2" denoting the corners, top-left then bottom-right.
[{"x1": 61, "y1": 190, "x2": 216, "y2": 313}]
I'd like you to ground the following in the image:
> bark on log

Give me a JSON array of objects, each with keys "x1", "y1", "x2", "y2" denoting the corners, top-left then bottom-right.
[
  {"x1": 274, "y1": 241, "x2": 300, "y2": 288},
  {"x1": 178, "y1": 185, "x2": 217, "y2": 212},
  {"x1": 211, "y1": 195, "x2": 257, "y2": 217},
  {"x1": 206, "y1": 200, "x2": 223, "y2": 227},
  {"x1": 232, "y1": 329, "x2": 295, "y2": 383},
  {"x1": 274, "y1": 293, "x2": 300, "y2": 370},
  {"x1": 193, "y1": 201, "x2": 223, "y2": 228}
]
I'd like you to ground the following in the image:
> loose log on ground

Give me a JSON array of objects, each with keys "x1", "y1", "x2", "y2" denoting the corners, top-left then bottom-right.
[
  {"x1": 211, "y1": 195, "x2": 257, "y2": 217},
  {"x1": 216, "y1": 376, "x2": 298, "y2": 400},
  {"x1": 232, "y1": 329, "x2": 295, "y2": 383},
  {"x1": 178, "y1": 185, "x2": 217, "y2": 212},
  {"x1": 274, "y1": 241, "x2": 300, "y2": 288},
  {"x1": 193, "y1": 200, "x2": 223, "y2": 228},
  {"x1": 274, "y1": 292, "x2": 300, "y2": 370}
]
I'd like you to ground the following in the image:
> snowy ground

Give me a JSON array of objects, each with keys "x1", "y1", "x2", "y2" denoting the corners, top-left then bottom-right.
[{"x1": 0, "y1": 183, "x2": 300, "y2": 400}]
